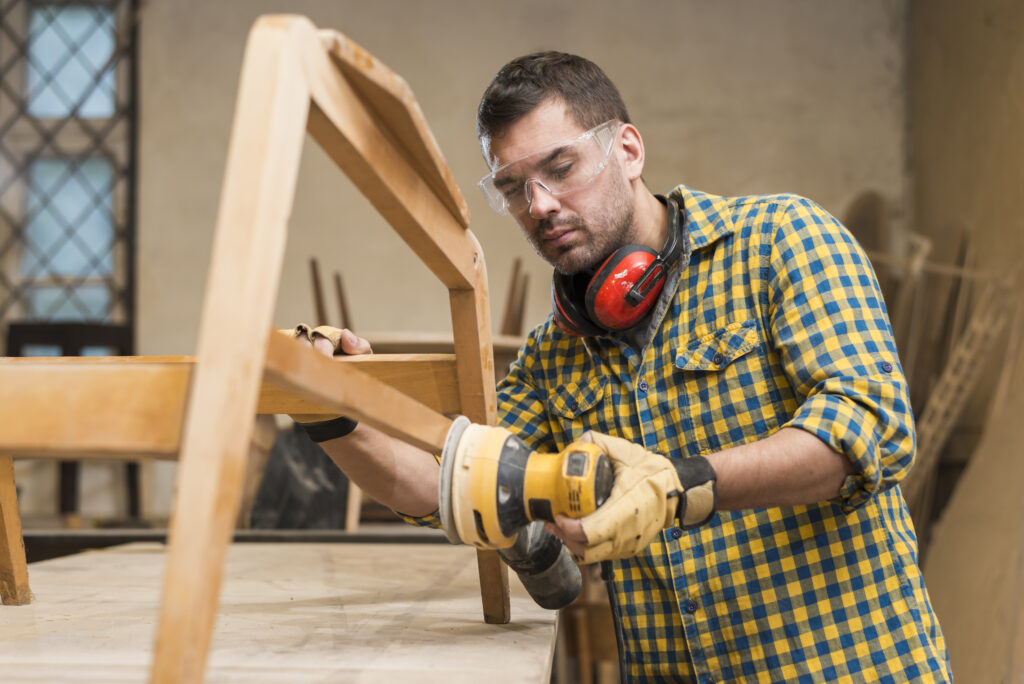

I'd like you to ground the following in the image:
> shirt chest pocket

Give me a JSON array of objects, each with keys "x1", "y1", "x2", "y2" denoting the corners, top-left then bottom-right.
[
  {"x1": 674, "y1": 319, "x2": 780, "y2": 452},
  {"x1": 547, "y1": 375, "x2": 610, "y2": 446}
]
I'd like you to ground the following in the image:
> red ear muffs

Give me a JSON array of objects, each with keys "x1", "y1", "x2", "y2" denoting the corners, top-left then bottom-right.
[
  {"x1": 550, "y1": 195, "x2": 683, "y2": 337},
  {"x1": 584, "y1": 246, "x2": 663, "y2": 330}
]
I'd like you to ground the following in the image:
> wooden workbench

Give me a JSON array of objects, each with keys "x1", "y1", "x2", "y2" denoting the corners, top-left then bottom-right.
[{"x1": 0, "y1": 542, "x2": 557, "y2": 682}]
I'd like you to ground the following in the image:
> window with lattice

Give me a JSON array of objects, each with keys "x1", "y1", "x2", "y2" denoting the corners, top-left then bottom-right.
[{"x1": 0, "y1": 0, "x2": 136, "y2": 349}]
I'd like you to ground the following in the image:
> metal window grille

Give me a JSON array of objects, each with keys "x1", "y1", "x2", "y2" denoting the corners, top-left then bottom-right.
[{"x1": 0, "y1": 0, "x2": 137, "y2": 353}]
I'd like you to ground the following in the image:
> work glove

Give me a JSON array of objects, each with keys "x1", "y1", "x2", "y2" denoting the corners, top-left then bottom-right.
[
  {"x1": 279, "y1": 324, "x2": 360, "y2": 441},
  {"x1": 576, "y1": 432, "x2": 716, "y2": 564}
]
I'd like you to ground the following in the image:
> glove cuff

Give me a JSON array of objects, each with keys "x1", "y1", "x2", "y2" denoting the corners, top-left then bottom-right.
[
  {"x1": 297, "y1": 416, "x2": 359, "y2": 442},
  {"x1": 671, "y1": 456, "x2": 717, "y2": 529}
]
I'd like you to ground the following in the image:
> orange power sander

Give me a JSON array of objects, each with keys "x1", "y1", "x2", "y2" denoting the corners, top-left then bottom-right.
[{"x1": 438, "y1": 417, "x2": 614, "y2": 608}]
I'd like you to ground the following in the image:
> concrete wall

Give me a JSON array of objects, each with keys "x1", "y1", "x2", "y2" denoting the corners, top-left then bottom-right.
[
  {"x1": 16, "y1": 1, "x2": 909, "y2": 517},
  {"x1": 911, "y1": 0, "x2": 1024, "y2": 679}
]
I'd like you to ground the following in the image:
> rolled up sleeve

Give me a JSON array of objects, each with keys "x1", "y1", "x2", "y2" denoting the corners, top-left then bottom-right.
[{"x1": 766, "y1": 197, "x2": 915, "y2": 511}]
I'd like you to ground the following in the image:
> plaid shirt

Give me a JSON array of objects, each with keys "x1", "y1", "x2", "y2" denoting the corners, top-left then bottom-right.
[{"x1": 405, "y1": 185, "x2": 951, "y2": 682}]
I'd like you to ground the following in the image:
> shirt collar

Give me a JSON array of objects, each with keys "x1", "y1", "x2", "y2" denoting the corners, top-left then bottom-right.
[{"x1": 667, "y1": 184, "x2": 734, "y2": 249}]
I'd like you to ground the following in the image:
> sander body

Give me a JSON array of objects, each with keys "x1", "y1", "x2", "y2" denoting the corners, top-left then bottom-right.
[{"x1": 439, "y1": 416, "x2": 615, "y2": 550}]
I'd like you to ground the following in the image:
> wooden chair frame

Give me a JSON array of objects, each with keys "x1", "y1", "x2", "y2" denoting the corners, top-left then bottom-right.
[{"x1": 0, "y1": 15, "x2": 510, "y2": 683}]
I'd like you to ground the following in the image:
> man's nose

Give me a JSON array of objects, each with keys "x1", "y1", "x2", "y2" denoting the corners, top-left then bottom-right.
[{"x1": 526, "y1": 179, "x2": 560, "y2": 218}]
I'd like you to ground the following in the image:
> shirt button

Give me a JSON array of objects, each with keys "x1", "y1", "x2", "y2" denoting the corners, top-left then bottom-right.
[
  {"x1": 685, "y1": 600, "x2": 699, "y2": 614},
  {"x1": 712, "y1": 353, "x2": 725, "y2": 366},
  {"x1": 638, "y1": 380, "x2": 649, "y2": 393},
  {"x1": 881, "y1": 361, "x2": 894, "y2": 373},
  {"x1": 670, "y1": 527, "x2": 682, "y2": 539}
]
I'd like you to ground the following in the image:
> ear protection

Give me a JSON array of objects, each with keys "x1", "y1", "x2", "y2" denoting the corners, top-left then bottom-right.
[{"x1": 551, "y1": 197, "x2": 683, "y2": 337}]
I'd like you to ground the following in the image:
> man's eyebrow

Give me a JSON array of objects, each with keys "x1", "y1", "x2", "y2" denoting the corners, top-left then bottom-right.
[
  {"x1": 538, "y1": 145, "x2": 571, "y2": 167},
  {"x1": 493, "y1": 174, "x2": 518, "y2": 190},
  {"x1": 493, "y1": 144, "x2": 573, "y2": 190}
]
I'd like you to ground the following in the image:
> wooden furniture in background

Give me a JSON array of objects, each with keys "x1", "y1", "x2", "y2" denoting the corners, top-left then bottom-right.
[
  {"x1": 500, "y1": 256, "x2": 529, "y2": 336},
  {"x1": 904, "y1": 280, "x2": 1015, "y2": 545},
  {"x1": 559, "y1": 564, "x2": 619, "y2": 684},
  {"x1": 0, "y1": 15, "x2": 516, "y2": 683}
]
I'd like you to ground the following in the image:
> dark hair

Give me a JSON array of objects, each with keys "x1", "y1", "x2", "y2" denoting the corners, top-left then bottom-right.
[{"x1": 476, "y1": 51, "x2": 631, "y2": 150}]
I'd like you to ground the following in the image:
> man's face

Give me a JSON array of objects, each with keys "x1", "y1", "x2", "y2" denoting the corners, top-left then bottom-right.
[{"x1": 486, "y1": 99, "x2": 637, "y2": 275}]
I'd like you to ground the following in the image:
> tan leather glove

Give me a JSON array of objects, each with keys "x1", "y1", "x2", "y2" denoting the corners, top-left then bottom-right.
[
  {"x1": 577, "y1": 432, "x2": 716, "y2": 564},
  {"x1": 279, "y1": 324, "x2": 358, "y2": 439},
  {"x1": 283, "y1": 323, "x2": 345, "y2": 351}
]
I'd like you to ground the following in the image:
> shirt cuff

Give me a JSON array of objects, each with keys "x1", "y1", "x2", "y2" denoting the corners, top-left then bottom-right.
[
  {"x1": 783, "y1": 393, "x2": 883, "y2": 512},
  {"x1": 396, "y1": 509, "x2": 443, "y2": 530}
]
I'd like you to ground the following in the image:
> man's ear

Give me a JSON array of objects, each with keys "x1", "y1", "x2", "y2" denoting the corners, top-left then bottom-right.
[{"x1": 619, "y1": 123, "x2": 645, "y2": 181}]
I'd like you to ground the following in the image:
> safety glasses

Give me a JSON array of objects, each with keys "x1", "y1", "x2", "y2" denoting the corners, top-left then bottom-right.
[{"x1": 479, "y1": 120, "x2": 621, "y2": 215}]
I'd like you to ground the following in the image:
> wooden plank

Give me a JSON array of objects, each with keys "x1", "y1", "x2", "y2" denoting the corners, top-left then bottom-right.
[
  {"x1": 260, "y1": 351, "x2": 461, "y2": 416},
  {"x1": 0, "y1": 360, "x2": 191, "y2": 459},
  {"x1": 0, "y1": 353, "x2": 460, "y2": 459},
  {"x1": 319, "y1": 29, "x2": 470, "y2": 228},
  {"x1": 151, "y1": 16, "x2": 314, "y2": 684},
  {"x1": 0, "y1": 455, "x2": 30, "y2": 605},
  {"x1": 263, "y1": 333, "x2": 453, "y2": 454},
  {"x1": 447, "y1": 230, "x2": 508, "y2": 624},
  {"x1": 921, "y1": 330, "x2": 1024, "y2": 683},
  {"x1": 300, "y1": 21, "x2": 477, "y2": 290},
  {"x1": 0, "y1": 542, "x2": 556, "y2": 682}
]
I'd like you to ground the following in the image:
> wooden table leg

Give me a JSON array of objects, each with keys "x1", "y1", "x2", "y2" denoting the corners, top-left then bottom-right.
[{"x1": 0, "y1": 455, "x2": 30, "y2": 605}]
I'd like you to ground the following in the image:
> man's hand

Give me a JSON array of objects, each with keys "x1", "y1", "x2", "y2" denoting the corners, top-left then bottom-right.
[
  {"x1": 278, "y1": 324, "x2": 440, "y2": 517},
  {"x1": 288, "y1": 324, "x2": 372, "y2": 358},
  {"x1": 284, "y1": 325, "x2": 372, "y2": 437},
  {"x1": 544, "y1": 431, "x2": 717, "y2": 564}
]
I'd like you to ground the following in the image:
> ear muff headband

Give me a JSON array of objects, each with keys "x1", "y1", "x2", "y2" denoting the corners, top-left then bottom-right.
[
  {"x1": 552, "y1": 272, "x2": 604, "y2": 337},
  {"x1": 550, "y1": 196, "x2": 683, "y2": 336}
]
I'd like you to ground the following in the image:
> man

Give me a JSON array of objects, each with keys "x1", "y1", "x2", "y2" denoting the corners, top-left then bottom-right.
[{"x1": 298, "y1": 52, "x2": 952, "y2": 681}]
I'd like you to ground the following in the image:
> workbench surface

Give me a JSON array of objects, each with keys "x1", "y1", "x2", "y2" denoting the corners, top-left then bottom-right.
[{"x1": 0, "y1": 541, "x2": 556, "y2": 682}]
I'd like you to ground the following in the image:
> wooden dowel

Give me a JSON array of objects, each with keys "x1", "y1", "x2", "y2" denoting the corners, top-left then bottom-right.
[
  {"x1": 309, "y1": 257, "x2": 329, "y2": 326},
  {"x1": 334, "y1": 272, "x2": 351, "y2": 330},
  {"x1": 501, "y1": 258, "x2": 523, "y2": 336}
]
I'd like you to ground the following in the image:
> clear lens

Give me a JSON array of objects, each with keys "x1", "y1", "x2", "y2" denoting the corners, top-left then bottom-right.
[{"x1": 479, "y1": 120, "x2": 620, "y2": 215}]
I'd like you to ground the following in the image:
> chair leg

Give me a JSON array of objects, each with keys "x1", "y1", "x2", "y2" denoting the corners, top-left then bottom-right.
[
  {"x1": 125, "y1": 462, "x2": 141, "y2": 519},
  {"x1": 344, "y1": 483, "x2": 362, "y2": 532},
  {"x1": 59, "y1": 460, "x2": 79, "y2": 515},
  {"x1": 0, "y1": 455, "x2": 31, "y2": 605}
]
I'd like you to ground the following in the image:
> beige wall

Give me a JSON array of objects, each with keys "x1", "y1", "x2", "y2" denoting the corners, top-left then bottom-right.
[
  {"x1": 16, "y1": 1, "x2": 909, "y2": 517},
  {"x1": 136, "y1": 0, "x2": 908, "y2": 353},
  {"x1": 911, "y1": 0, "x2": 1024, "y2": 679}
]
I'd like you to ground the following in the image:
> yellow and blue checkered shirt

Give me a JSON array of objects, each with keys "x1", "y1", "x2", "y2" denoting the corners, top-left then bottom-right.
[{"x1": 405, "y1": 185, "x2": 951, "y2": 681}]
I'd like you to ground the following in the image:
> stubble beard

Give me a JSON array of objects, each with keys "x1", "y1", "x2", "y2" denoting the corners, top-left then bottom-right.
[{"x1": 530, "y1": 173, "x2": 637, "y2": 276}]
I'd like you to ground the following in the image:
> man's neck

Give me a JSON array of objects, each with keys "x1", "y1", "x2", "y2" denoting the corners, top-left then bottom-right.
[{"x1": 632, "y1": 186, "x2": 669, "y2": 252}]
